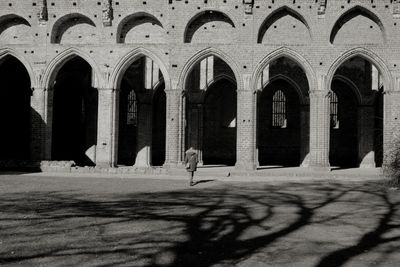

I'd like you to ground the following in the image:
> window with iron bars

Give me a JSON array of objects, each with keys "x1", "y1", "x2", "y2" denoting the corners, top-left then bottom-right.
[
  {"x1": 127, "y1": 89, "x2": 137, "y2": 126},
  {"x1": 272, "y1": 90, "x2": 287, "y2": 128},
  {"x1": 330, "y1": 91, "x2": 339, "y2": 129}
]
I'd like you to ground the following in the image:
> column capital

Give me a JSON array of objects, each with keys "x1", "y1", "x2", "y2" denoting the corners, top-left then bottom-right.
[
  {"x1": 309, "y1": 89, "x2": 331, "y2": 98},
  {"x1": 97, "y1": 87, "x2": 118, "y2": 92}
]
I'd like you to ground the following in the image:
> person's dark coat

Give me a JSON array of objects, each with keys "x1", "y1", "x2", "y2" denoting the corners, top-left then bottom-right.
[{"x1": 185, "y1": 148, "x2": 198, "y2": 172}]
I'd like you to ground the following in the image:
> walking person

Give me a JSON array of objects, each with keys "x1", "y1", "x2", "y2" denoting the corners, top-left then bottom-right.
[{"x1": 184, "y1": 147, "x2": 198, "y2": 186}]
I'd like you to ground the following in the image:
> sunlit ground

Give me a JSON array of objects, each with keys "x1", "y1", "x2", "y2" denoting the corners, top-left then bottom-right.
[{"x1": 0, "y1": 174, "x2": 399, "y2": 267}]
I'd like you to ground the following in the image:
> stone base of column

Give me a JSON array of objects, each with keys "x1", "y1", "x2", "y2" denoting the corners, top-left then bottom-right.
[
  {"x1": 95, "y1": 162, "x2": 114, "y2": 168},
  {"x1": 302, "y1": 151, "x2": 331, "y2": 171},
  {"x1": 163, "y1": 161, "x2": 185, "y2": 169},
  {"x1": 235, "y1": 161, "x2": 257, "y2": 172}
]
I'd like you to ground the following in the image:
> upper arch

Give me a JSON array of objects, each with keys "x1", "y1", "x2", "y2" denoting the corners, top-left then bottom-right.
[
  {"x1": 110, "y1": 47, "x2": 171, "y2": 91},
  {"x1": 329, "y1": 5, "x2": 386, "y2": 44},
  {"x1": 0, "y1": 48, "x2": 35, "y2": 88},
  {"x1": 252, "y1": 47, "x2": 316, "y2": 93},
  {"x1": 262, "y1": 74, "x2": 307, "y2": 105},
  {"x1": 332, "y1": 75, "x2": 362, "y2": 105},
  {"x1": 50, "y1": 13, "x2": 97, "y2": 44},
  {"x1": 184, "y1": 10, "x2": 236, "y2": 43},
  {"x1": 0, "y1": 14, "x2": 31, "y2": 35},
  {"x1": 327, "y1": 47, "x2": 392, "y2": 93},
  {"x1": 116, "y1": 12, "x2": 165, "y2": 43},
  {"x1": 43, "y1": 47, "x2": 103, "y2": 89},
  {"x1": 178, "y1": 47, "x2": 242, "y2": 92},
  {"x1": 257, "y1": 6, "x2": 311, "y2": 43}
]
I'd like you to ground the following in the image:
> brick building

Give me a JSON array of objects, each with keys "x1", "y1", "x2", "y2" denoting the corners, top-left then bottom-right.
[{"x1": 0, "y1": 0, "x2": 399, "y2": 172}]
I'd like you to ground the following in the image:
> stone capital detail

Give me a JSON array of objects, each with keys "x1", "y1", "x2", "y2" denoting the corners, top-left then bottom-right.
[
  {"x1": 394, "y1": 0, "x2": 400, "y2": 19},
  {"x1": 102, "y1": 0, "x2": 113, "y2": 27},
  {"x1": 243, "y1": 0, "x2": 254, "y2": 15},
  {"x1": 318, "y1": 0, "x2": 327, "y2": 16},
  {"x1": 309, "y1": 90, "x2": 330, "y2": 99},
  {"x1": 38, "y1": 0, "x2": 48, "y2": 25}
]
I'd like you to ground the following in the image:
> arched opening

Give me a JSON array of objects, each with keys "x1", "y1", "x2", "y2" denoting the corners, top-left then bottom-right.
[
  {"x1": 51, "y1": 13, "x2": 97, "y2": 44},
  {"x1": 330, "y1": 56, "x2": 383, "y2": 168},
  {"x1": 258, "y1": 80, "x2": 301, "y2": 166},
  {"x1": 257, "y1": 6, "x2": 311, "y2": 44},
  {"x1": 330, "y1": 6, "x2": 385, "y2": 44},
  {"x1": 117, "y1": 13, "x2": 165, "y2": 44},
  {"x1": 203, "y1": 79, "x2": 237, "y2": 165},
  {"x1": 51, "y1": 56, "x2": 98, "y2": 166},
  {"x1": 184, "y1": 10, "x2": 236, "y2": 43},
  {"x1": 0, "y1": 14, "x2": 33, "y2": 44},
  {"x1": 184, "y1": 55, "x2": 237, "y2": 166},
  {"x1": 0, "y1": 56, "x2": 31, "y2": 160},
  {"x1": 117, "y1": 56, "x2": 165, "y2": 167},
  {"x1": 256, "y1": 57, "x2": 309, "y2": 168},
  {"x1": 151, "y1": 85, "x2": 166, "y2": 166},
  {"x1": 329, "y1": 81, "x2": 358, "y2": 167}
]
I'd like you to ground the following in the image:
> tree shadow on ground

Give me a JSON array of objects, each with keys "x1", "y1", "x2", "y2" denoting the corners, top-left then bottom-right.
[{"x1": 0, "y1": 181, "x2": 399, "y2": 266}]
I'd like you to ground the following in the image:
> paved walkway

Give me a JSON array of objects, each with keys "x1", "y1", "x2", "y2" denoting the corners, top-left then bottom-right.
[{"x1": 0, "y1": 173, "x2": 399, "y2": 266}]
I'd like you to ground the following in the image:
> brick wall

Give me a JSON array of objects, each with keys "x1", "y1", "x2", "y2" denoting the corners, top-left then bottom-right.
[{"x1": 0, "y1": 0, "x2": 399, "y2": 169}]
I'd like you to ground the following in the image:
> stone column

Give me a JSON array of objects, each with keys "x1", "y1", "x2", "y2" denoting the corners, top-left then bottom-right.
[
  {"x1": 235, "y1": 74, "x2": 256, "y2": 171},
  {"x1": 96, "y1": 88, "x2": 117, "y2": 167},
  {"x1": 306, "y1": 89, "x2": 330, "y2": 169},
  {"x1": 30, "y1": 87, "x2": 46, "y2": 160},
  {"x1": 135, "y1": 101, "x2": 152, "y2": 167},
  {"x1": 358, "y1": 105, "x2": 376, "y2": 168},
  {"x1": 164, "y1": 89, "x2": 183, "y2": 167}
]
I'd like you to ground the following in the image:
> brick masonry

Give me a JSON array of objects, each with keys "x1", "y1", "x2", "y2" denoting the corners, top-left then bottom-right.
[{"x1": 0, "y1": 0, "x2": 400, "y2": 171}]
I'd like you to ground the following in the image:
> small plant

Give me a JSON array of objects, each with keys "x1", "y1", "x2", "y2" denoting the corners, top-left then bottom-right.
[{"x1": 382, "y1": 133, "x2": 400, "y2": 188}]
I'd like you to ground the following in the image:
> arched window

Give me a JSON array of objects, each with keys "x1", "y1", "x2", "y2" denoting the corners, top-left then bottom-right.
[
  {"x1": 127, "y1": 89, "x2": 137, "y2": 126},
  {"x1": 272, "y1": 90, "x2": 287, "y2": 128},
  {"x1": 330, "y1": 91, "x2": 339, "y2": 129}
]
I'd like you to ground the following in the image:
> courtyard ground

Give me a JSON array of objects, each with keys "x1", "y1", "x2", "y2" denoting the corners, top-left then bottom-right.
[{"x1": 0, "y1": 173, "x2": 399, "y2": 267}]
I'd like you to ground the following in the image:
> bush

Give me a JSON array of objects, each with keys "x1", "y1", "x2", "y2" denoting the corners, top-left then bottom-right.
[{"x1": 382, "y1": 134, "x2": 400, "y2": 188}]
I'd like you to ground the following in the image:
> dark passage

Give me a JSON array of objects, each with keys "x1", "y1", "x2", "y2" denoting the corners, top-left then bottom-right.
[
  {"x1": 51, "y1": 57, "x2": 98, "y2": 166},
  {"x1": 0, "y1": 56, "x2": 31, "y2": 160}
]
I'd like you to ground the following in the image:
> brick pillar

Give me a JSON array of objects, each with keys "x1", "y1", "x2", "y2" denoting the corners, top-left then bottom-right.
[
  {"x1": 235, "y1": 74, "x2": 256, "y2": 171},
  {"x1": 164, "y1": 89, "x2": 183, "y2": 167},
  {"x1": 135, "y1": 102, "x2": 152, "y2": 167},
  {"x1": 358, "y1": 105, "x2": 376, "y2": 168},
  {"x1": 96, "y1": 88, "x2": 117, "y2": 167},
  {"x1": 306, "y1": 90, "x2": 330, "y2": 169},
  {"x1": 30, "y1": 87, "x2": 46, "y2": 160}
]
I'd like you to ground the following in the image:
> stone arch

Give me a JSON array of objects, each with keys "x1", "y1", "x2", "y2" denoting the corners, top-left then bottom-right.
[
  {"x1": 0, "y1": 48, "x2": 35, "y2": 88},
  {"x1": 257, "y1": 6, "x2": 311, "y2": 43},
  {"x1": 207, "y1": 73, "x2": 236, "y2": 88},
  {"x1": 110, "y1": 47, "x2": 171, "y2": 91},
  {"x1": 50, "y1": 13, "x2": 97, "y2": 44},
  {"x1": 178, "y1": 47, "x2": 242, "y2": 92},
  {"x1": 332, "y1": 75, "x2": 362, "y2": 105},
  {"x1": 184, "y1": 10, "x2": 236, "y2": 43},
  {"x1": 264, "y1": 74, "x2": 307, "y2": 105},
  {"x1": 326, "y1": 47, "x2": 392, "y2": 93},
  {"x1": 43, "y1": 47, "x2": 103, "y2": 90},
  {"x1": 330, "y1": 6, "x2": 386, "y2": 44},
  {"x1": 252, "y1": 47, "x2": 316, "y2": 93},
  {"x1": 116, "y1": 12, "x2": 165, "y2": 43},
  {"x1": 0, "y1": 14, "x2": 32, "y2": 44}
]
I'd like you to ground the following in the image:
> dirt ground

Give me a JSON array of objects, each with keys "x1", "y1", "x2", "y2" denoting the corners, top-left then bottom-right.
[{"x1": 0, "y1": 173, "x2": 399, "y2": 267}]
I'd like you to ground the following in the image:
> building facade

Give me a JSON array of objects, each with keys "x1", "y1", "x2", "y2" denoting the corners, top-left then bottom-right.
[{"x1": 0, "y1": 0, "x2": 399, "y2": 171}]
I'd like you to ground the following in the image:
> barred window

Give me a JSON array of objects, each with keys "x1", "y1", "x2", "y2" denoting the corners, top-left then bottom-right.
[
  {"x1": 127, "y1": 89, "x2": 137, "y2": 126},
  {"x1": 330, "y1": 91, "x2": 339, "y2": 129},
  {"x1": 272, "y1": 90, "x2": 287, "y2": 128}
]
